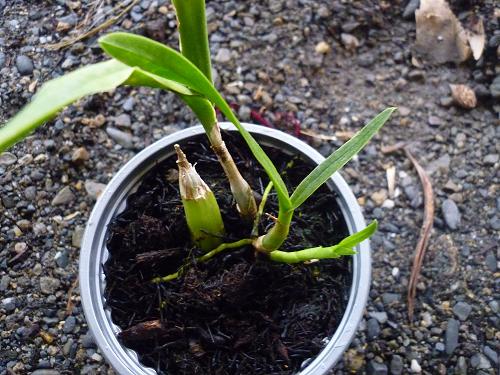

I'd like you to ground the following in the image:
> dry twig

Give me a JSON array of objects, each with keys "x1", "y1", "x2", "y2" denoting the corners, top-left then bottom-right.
[
  {"x1": 405, "y1": 148, "x2": 434, "y2": 321},
  {"x1": 65, "y1": 278, "x2": 79, "y2": 316}
]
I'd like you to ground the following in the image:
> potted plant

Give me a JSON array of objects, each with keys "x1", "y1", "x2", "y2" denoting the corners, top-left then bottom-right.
[{"x1": 0, "y1": 1, "x2": 395, "y2": 374}]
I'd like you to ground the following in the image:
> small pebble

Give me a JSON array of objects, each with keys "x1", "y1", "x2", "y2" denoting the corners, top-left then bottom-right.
[
  {"x1": 442, "y1": 199, "x2": 461, "y2": 230},
  {"x1": 16, "y1": 55, "x2": 34, "y2": 75}
]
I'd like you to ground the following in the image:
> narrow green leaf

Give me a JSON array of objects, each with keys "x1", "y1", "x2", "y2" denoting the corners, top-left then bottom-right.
[
  {"x1": 290, "y1": 108, "x2": 396, "y2": 210},
  {"x1": 0, "y1": 59, "x2": 193, "y2": 152},
  {"x1": 99, "y1": 32, "x2": 292, "y2": 209},
  {"x1": 172, "y1": 0, "x2": 212, "y2": 81},
  {"x1": 172, "y1": 0, "x2": 219, "y2": 135},
  {"x1": 268, "y1": 220, "x2": 377, "y2": 263},
  {"x1": 336, "y1": 219, "x2": 377, "y2": 248}
]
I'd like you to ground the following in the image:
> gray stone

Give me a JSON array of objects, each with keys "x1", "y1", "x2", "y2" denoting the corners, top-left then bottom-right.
[
  {"x1": 435, "y1": 342, "x2": 445, "y2": 352},
  {"x1": 16, "y1": 55, "x2": 34, "y2": 75},
  {"x1": 367, "y1": 360, "x2": 388, "y2": 375},
  {"x1": 0, "y1": 152, "x2": 17, "y2": 165},
  {"x1": 1, "y1": 297, "x2": 16, "y2": 312},
  {"x1": 407, "y1": 69, "x2": 425, "y2": 81},
  {"x1": 0, "y1": 51, "x2": 5, "y2": 68},
  {"x1": 31, "y1": 371, "x2": 60, "y2": 375},
  {"x1": 490, "y1": 75, "x2": 500, "y2": 99},
  {"x1": 238, "y1": 105, "x2": 251, "y2": 121},
  {"x1": 114, "y1": 113, "x2": 131, "y2": 127},
  {"x1": 427, "y1": 154, "x2": 451, "y2": 175},
  {"x1": 40, "y1": 276, "x2": 61, "y2": 295},
  {"x1": 81, "y1": 333, "x2": 96, "y2": 348},
  {"x1": 24, "y1": 186, "x2": 37, "y2": 201},
  {"x1": 445, "y1": 318, "x2": 459, "y2": 355},
  {"x1": 489, "y1": 300, "x2": 499, "y2": 314},
  {"x1": 428, "y1": 115, "x2": 444, "y2": 127},
  {"x1": 470, "y1": 353, "x2": 491, "y2": 369},
  {"x1": 403, "y1": 0, "x2": 420, "y2": 19},
  {"x1": 0, "y1": 275, "x2": 10, "y2": 291},
  {"x1": 357, "y1": 53, "x2": 375, "y2": 67},
  {"x1": 63, "y1": 316, "x2": 76, "y2": 333},
  {"x1": 483, "y1": 346, "x2": 498, "y2": 365},
  {"x1": 490, "y1": 216, "x2": 500, "y2": 231},
  {"x1": 106, "y1": 127, "x2": 134, "y2": 149},
  {"x1": 51, "y1": 186, "x2": 75, "y2": 206},
  {"x1": 367, "y1": 318, "x2": 380, "y2": 339},
  {"x1": 55, "y1": 250, "x2": 69, "y2": 268},
  {"x1": 58, "y1": 13, "x2": 78, "y2": 26},
  {"x1": 484, "y1": 154, "x2": 498, "y2": 165},
  {"x1": 382, "y1": 293, "x2": 401, "y2": 305},
  {"x1": 485, "y1": 252, "x2": 497, "y2": 272},
  {"x1": 453, "y1": 301, "x2": 472, "y2": 321},
  {"x1": 84, "y1": 180, "x2": 106, "y2": 200},
  {"x1": 390, "y1": 355, "x2": 404, "y2": 375},
  {"x1": 369, "y1": 311, "x2": 388, "y2": 324},
  {"x1": 442, "y1": 199, "x2": 461, "y2": 230},
  {"x1": 455, "y1": 356, "x2": 467, "y2": 375},
  {"x1": 215, "y1": 48, "x2": 232, "y2": 63},
  {"x1": 340, "y1": 33, "x2": 360, "y2": 49},
  {"x1": 122, "y1": 97, "x2": 135, "y2": 111}
]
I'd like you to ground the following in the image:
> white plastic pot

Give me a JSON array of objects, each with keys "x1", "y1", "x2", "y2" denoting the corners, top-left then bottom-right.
[{"x1": 80, "y1": 123, "x2": 371, "y2": 375}]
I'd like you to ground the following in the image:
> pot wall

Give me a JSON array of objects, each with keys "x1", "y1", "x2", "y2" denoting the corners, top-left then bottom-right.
[{"x1": 79, "y1": 123, "x2": 371, "y2": 375}]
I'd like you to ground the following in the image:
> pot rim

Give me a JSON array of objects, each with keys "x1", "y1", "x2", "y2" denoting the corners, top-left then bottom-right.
[{"x1": 79, "y1": 123, "x2": 371, "y2": 375}]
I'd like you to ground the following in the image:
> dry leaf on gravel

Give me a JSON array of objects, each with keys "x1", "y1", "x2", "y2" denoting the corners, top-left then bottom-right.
[
  {"x1": 414, "y1": 0, "x2": 471, "y2": 64},
  {"x1": 450, "y1": 84, "x2": 477, "y2": 109},
  {"x1": 464, "y1": 16, "x2": 486, "y2": 61}
]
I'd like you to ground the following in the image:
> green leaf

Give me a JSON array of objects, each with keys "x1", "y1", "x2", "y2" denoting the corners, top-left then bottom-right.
[
  {"x1": 290, "y1": 108, "x2": 396, "y2": 210},
  {"x1": 0, "y1": 59, "x2": 193, "y2": 152},
  {"x1": 268, "y1": 220, "x2": 377, "y2": 263},
  {"x1": 172, "y1": 0, "x2": 212, "y2": 81},
  {"x1": 99, "y1": 32, "x2": 292, "y2": 209},
  {"x1": 172, "y1": 0, "x2": 219, "y2": 133},
  {"x1": 336, "y1": 219, "x2": 378, "y2": 248}
]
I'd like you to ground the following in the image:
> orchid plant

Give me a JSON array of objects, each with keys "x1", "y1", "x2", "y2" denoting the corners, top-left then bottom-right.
[{"x1": 0, "y1": 0, "x2": 395, "y2": 283}]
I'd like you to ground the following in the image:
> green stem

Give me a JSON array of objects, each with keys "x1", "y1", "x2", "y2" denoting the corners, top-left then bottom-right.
[
  {"x1": 198, "y1": 238, "x2": 253, "y2": 262},
  {"x1": 253, "y1": 206, "x2": 294, "y2": 253},
  {"x1": 251, "y1": 181, "x2": 273, "y2": 237},
  {"x1": 152, "y1": 238, "x2": 253, "y2": 283},
  {"x1": 269, "y1": 220, "x2": 378, "y2": 263}
]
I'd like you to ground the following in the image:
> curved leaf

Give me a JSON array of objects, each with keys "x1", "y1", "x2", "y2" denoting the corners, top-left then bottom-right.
[
  {"x1": 99, "y1": 32, "x2": 291, "y2": 209},
  {"x1": 0, "y1": 59, "x2": 193, "y2": 152},
  {"x1": 290, "y1": 108, "x2": 396, "y2": 210}
]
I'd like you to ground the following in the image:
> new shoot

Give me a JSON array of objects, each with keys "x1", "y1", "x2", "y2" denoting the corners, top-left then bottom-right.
[{"x1": 175, "y1": 144, "x2": 225, "y2": 251}]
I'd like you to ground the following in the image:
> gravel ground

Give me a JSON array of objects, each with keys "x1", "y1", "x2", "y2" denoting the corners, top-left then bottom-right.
[{"x1": 0, "y1": 0, "x2": 498, "y2": 374}]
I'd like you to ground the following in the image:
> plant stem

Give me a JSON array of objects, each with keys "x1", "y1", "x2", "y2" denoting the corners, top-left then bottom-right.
[
  {"x1": 251, "y1": 181, "x2": 273, "y2": 237},
  {"x1": 252, "y1": 207, "x2": 294, "y2": 253},
  {"x1": 198, "y1": 238, "x2": 253, "y2": 262},
  {"x1": 152, "y1": 238, "x2": 253, "y2": 283},
  {"x1": 173, "y1": 0, "x2": 257, "y2": 220}
]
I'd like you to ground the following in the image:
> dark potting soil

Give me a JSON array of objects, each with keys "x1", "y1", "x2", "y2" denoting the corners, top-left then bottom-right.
[{"x1": 104, "y1": 131, "x2": 352, "y2": 375}]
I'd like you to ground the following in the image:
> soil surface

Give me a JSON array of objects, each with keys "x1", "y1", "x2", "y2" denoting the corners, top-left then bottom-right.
[
  {"x1": 0, "y1": 1, "x2": 498, "y2": 374},
  {"x1": 105, "y1": 133, "x2": 351, "y2": 374}
]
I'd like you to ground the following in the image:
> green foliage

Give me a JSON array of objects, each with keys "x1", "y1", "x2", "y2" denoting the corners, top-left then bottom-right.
[
  {"x1": 172, "y1": 0, "x2": 212, "y2": 81},
  {"x1": 0, "y1": 59, "x2": 193, "y2": 152},
  {"x1": 1, "y1": 4, "x2": 394, "y2": 271},
  {"x1": 99, "y1": 32, "x2": 292, "y2": 210},
  {"x1": 269, "y1": 220, "x2": 378, "y2": 263},
  {"x1": 290, "y1": 107, "x2": 396, "y2": 210}
]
